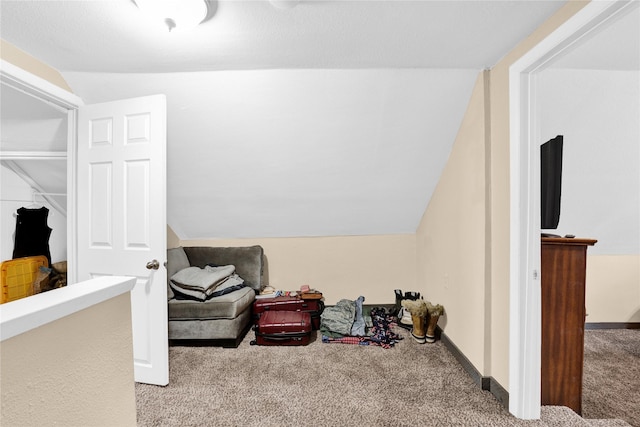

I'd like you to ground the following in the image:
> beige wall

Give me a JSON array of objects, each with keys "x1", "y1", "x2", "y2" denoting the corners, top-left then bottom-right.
[
  {"x1": 167, "y1": 225, "x2": 180, "y2": 249},
  {"x1": 0, "y1": 293, "x2": 137, "y2": 427},
  {"x1": 416, "y1": 71, "x2": 489, "y2": 373},
  {"x1": 415, "y1": 0, "x2": 591, "y2": 391},
  {"x1": 586, "y1": 255, "x2": 640, "y2": 323},
  {"x1": 180, "y1": 234, "x2": 416, "y2": 306},
  {"x1": 1, "y1": 39, "x2": 72, "y2": 92}
]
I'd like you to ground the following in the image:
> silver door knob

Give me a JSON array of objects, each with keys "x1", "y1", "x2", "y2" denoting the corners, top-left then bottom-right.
[{"x1": 146, "y1": 259, "x2": 160, "y2": 270}]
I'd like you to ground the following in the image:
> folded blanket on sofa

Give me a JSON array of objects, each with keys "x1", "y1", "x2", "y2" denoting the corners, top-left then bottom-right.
[{"x1": 170, "y1": 265, "x2": 246, "y2": 301}]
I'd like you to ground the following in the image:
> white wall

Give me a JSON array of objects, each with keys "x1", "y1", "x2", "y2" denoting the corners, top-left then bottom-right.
[
  {"x1": 539, "y1": 69, "x2": 639, "y2": 255},
  {"x1": 63, "y1": 68, "x2": 478, "y2": 240},
  {"x1": 0, "y1": 165, "x2": 67, "y2": 264}
]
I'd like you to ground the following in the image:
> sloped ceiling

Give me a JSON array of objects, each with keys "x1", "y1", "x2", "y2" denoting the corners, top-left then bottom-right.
[
  {"x1": 0, "y1": 83, "x2": 68, "y2": 213},
  {"x1": 0, "y1": 0, "x2": 570, "y2": 239}
]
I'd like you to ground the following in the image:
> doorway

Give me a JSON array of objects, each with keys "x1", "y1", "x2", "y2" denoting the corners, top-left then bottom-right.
[
  {"x1": 508, "y1": 0, "x2": 638, "y2": 419},
  {"x1": 0, "y1": 73, "x2": 72, "y2": 269},
  {"x1": 0, "y1": 60, "x2": 83, "y2": 283}
]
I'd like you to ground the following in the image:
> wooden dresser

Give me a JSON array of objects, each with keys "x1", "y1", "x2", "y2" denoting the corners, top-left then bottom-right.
[{"x1": 540, "y1": 236, "x2": 597, "y2": 415}]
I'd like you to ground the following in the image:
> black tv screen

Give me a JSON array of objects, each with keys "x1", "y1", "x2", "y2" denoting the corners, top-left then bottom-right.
[{"x1": 540, "y1": 135, "x2": 563, "y2": 230}]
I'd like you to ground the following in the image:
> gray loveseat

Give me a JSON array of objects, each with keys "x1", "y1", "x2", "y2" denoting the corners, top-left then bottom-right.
[{"x1": 166, "y1": 245, "x2": 266, "y2": 347}]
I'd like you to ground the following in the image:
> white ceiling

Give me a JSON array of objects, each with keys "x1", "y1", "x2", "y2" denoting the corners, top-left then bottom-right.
[
  {"x1": 1, "y1": 0, "x2": 569, "y2": 72},
  {"x1": 0, "y1": 85, "x2": 68, "y2": 152},
  {"x1": 7, "y1": 0, "x2": 632, "y2": 240},
  {"x1": 550, "y1": 4, "x2": 639, "y2": 70}
]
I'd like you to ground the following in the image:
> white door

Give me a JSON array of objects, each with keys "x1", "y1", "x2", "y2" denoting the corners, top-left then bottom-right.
[{"x1": 76, "y1": 95, "x2": 168, "y2": 386}]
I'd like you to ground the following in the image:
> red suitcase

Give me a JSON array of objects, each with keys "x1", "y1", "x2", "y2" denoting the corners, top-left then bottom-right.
[
  {"x1": 250, "y1": 310, "x2": 312, "y2": 346},
  {"x1": 253, "y1": 296, "x2": 324, "y2": 330}
]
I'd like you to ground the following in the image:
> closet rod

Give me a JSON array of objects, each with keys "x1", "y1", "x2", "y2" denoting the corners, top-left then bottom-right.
[
  {"x1": 2, "y1": 194, "x2": 66, "y2": 202},
  {"x1": 1, "y1": 192, "x2": 66, "y2": 203},
  {"x1": 0, "y1": 151, "x2": 67, "y2": 160},
  {"x1": 33, "y1": 192, "x2": 66, "y2": 196}
]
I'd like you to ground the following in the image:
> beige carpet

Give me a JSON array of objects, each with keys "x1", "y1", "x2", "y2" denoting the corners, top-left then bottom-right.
[
  {"x1": 582, "y1": 329, "x2": 640, "y2": 426},
  {"x1": 136, "y1": 328, "x2": 636, "y2": 426}
]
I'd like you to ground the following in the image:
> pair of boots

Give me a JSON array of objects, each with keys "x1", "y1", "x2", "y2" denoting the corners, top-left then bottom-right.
[
  {"x1": 405, "y1": 301, "x2": 444, "y2": 344},
  {"x1": 393, "y1": 289, "x2": 443, "y2": 344}
]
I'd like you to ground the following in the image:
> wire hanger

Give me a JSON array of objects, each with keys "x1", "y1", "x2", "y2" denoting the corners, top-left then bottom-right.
[{"x1": 21, "y1": 192, "x2": 53, "y2": 217}]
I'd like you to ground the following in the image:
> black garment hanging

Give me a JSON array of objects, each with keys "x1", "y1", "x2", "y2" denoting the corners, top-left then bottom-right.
[{"x1": 13, "y1": 206, "x2": 52, "y2": 267}]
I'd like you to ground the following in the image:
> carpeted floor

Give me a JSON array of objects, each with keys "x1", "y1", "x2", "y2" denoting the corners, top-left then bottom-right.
[
  {"x1": 136, "y1": 328, "x2": 638, "y2": 426},
  {"x1": 582, "y1": 329, "x2": 640, "y2": 426}
]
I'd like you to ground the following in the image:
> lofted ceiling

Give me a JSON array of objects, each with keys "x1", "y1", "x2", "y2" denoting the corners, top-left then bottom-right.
[{"x1": 1, "y1": 0, "x2": 600, "y2": 240}]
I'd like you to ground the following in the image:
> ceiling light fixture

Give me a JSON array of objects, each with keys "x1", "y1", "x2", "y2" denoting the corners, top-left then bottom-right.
[
  {"x1": 269, "y1": 0, "x2": 300, "y2": 9},
  {"x1": 134, "y1": 0, "x2": 211, "y2": 32}
]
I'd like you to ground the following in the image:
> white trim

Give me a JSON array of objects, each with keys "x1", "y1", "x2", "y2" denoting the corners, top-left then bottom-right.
[
  {"x1": 0, "y1": 276, "x2": 135, "y2": 341},
  {"x1": 508, "y1": 0, "x2": 635, "y2": 419},
  {"x1": 0, "y1": 60, "x2": 83, "y2": 110},
  {"x1": 67, "y1": 109, "x2": 79, "y2": 285}
]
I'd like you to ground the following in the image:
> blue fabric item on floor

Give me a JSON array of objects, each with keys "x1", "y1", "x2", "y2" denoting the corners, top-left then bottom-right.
[{"x1": 350, "y1": 295, "x2": 366, "y2": 336}]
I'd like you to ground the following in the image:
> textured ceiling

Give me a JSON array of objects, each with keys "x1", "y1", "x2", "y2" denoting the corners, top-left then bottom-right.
[
  {"x1": 1, "y1": 0, "x2": 568, "y2": 72},
  {"x1": 1, "y1": 0, "x2": 585, "y2": 240}
]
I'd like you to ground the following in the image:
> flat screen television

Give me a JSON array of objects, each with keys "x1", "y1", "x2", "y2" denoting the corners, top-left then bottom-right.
[{"x1": 540, "y1": 135, "x2": 563, "y2": 232}]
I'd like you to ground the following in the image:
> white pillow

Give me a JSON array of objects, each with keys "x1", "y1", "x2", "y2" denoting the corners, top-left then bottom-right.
[{"x1": 170, "y1": 265, "x2": 235, "y2": 292}]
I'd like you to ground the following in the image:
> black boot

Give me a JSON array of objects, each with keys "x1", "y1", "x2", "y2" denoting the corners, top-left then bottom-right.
[
  {"x1": 404, "y1": 291, "x2": 421, "y2": 301},
  {"x1": 390, "y1": 289, "x2": 403, "y2": 316}
]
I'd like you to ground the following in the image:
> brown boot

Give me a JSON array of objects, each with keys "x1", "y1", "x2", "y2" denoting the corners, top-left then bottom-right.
[
  {"x1": 402, "y1": 299, "x2": 428, "y2": 340},
  {"x1": 411, "y1": 314, "x2": 426, "y2": 344},
  {"x1": 425, "y1": 303, "x2": 444, "y2": 343}
]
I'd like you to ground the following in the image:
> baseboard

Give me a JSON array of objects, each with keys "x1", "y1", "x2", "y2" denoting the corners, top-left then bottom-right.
[
  {"x1": 440, "y1": 329, "x2": 509, "y2": 409},
  {"x1": 585, "y1": 322, "x2": 640, "y2": 330},
  {"x1": 439, "y1": 330, "x2": 483, "y2": 387},
  {"x1": 485, "y1": 376, "x2": 509, "y2": 409}
]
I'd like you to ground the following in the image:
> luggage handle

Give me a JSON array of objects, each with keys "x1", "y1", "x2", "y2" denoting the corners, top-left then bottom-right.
[
  {"x1": 260, "y1": 336, "x2": 304, "y2": 342},
  {"x1": 254, "y1": 331, "x2": 309, "y2": 340}
]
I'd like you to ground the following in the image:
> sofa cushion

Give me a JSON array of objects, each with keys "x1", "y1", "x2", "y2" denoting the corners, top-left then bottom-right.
[
  {"x1": 168, "y1": 286, "x2": 255, "y2": 321},
  {"x1": 168, "y1": 310, "x2": 252, "y2": 341}
]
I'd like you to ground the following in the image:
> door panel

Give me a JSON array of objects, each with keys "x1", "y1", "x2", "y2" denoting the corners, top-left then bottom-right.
[
  {"x1": 77, "y1": 95, "x2": 168, "y2": 386},
  {"x1": 89, "y1": 162, "x2": 112, "y2": 246}
]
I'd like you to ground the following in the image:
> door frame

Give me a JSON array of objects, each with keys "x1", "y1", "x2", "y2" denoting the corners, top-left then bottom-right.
[
  {"x1": 508, "y1": 0, "x2": 636, "y2": 419},
  {"x1": 0, "y1": 60, "x2": 83, "y2": 284}
]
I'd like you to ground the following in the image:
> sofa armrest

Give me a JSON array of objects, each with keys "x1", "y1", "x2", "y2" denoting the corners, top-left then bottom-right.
[{"x1": 166, "y1": 247, "x2": 191, "y2": 299}]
